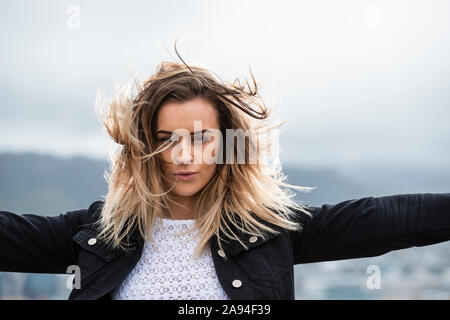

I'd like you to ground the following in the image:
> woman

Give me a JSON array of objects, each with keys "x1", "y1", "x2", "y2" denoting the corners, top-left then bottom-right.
[{"x1": 0, "y1": 52, "x2": 449, "y2": 300}]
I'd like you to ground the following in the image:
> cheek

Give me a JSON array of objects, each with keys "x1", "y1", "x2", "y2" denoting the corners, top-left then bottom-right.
[
  {"x1": 202, "y1": 139, "x2": 221, "y2": 164},
  {"x1": 198, "y1": 163, "x2": 216, "y2": 184},
  {"x1": 160, "y1": 149, "x2": 173, "y2": 163}
]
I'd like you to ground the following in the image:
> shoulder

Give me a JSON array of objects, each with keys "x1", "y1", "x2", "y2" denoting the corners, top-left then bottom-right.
[{"x1": 78, "y1": 200, "x2": 105, "y2": 230}]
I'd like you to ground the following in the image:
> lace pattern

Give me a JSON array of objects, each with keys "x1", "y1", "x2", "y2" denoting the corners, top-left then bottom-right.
[{"x1": 111, "y1": 218, "x2": 229, "y2": 300}]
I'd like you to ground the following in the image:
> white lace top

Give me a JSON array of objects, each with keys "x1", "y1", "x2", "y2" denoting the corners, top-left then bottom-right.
[{"x1": 111, "y1": 218, "x2": 229, "y2": 300}]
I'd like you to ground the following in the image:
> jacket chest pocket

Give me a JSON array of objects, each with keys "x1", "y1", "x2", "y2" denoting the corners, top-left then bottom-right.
[
  {"x1": 234, "y1": 242, "x2": 292, "y2": 299},
  {"x1": 235, "y1": 253, "x2": 284, "y2": 299},
  {"x1": 245, "y1": 237, "x2": 291, "y2": 277},
  {"x1": 72, "y1": 228, "x2": 122, "y2": 280}
]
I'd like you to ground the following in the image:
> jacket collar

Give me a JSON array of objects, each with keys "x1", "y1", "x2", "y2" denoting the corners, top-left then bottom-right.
[
  {"x1": 88, "y1": 201, "x2": 284, "y2": 259},
  {"x1": 208, "y1": 213, "x2": 285, "y2": 257}
]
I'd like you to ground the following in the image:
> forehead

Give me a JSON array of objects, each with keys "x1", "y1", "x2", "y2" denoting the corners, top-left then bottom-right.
[{"x1": 156, "y1": 97, "x2": 219, "y2": 131}]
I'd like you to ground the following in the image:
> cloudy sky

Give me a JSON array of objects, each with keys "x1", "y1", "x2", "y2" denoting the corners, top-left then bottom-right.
[{"x1": 1, "y1": 0, "x2": 449, "y2": 171}]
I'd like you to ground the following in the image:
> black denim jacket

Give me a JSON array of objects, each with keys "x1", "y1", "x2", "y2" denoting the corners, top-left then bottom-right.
[{"x1": 1, "y1": 193, "x2": 449, "y2": 299}]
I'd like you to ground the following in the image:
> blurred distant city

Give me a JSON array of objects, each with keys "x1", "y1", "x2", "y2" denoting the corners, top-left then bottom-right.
[{"x1": 0, "y1": 152, "x2": 449, "y2": 299}]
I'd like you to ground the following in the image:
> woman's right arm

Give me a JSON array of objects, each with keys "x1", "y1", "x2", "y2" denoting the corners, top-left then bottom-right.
[{"x1": 0, "y1": 207, "x2": 89, "y2": 274}]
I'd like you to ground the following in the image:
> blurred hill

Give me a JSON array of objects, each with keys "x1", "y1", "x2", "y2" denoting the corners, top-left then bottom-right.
[{"x1": 0, "y1": 152, "x2": 109, "y2": 215}]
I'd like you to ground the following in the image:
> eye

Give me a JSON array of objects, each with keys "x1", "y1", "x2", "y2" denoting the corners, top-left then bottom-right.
[
  {"x1": 158, "y1": 137, "x2": 170, "y2": 142},
  {"x1": 158, "y1": 135, "x2": 179, "y2": 143},
  {"x1": 193, "y1": 134, "x2": 211, "y2": 142}
]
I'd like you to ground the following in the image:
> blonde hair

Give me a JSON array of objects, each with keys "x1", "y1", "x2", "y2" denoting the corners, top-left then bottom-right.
[{"x1": 94, "y1": 44, "x2": 314, "y2": 258}]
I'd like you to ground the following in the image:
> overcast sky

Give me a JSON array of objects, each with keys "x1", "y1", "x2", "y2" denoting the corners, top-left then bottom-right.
[{"x1": 1, "y1": 0, "x2": 449, "y2": 172}]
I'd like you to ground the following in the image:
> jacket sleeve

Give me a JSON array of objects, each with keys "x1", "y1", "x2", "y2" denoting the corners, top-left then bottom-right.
[
  {"x1": 289, "y1": 193, "x2": 450, "y2": 264},
  {"x1": 0, "y1": 206, "x2": 90, "y2": 274}
]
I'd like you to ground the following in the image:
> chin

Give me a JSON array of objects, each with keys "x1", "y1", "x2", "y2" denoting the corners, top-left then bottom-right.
[{"x1": 172, "y1": 185, "x2": 202, "y2": 197}]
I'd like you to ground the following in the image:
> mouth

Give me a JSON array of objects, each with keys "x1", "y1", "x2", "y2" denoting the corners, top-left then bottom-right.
[{"x1": 174, "y1": 172, "x2": 198, "y2": 181}]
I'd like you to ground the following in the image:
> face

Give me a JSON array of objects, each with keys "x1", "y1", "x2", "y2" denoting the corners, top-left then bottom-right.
[{"x1": 156, "y1": 97, "x2": 221, "y2": 198}]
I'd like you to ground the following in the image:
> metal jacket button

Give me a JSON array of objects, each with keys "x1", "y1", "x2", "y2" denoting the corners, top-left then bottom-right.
[
  {"x1": 88, "y1": 238, "x2": 97, "y2": 245},
  {"x1": 249, "y1": 236, "x2": 258, "y2": 243},
  {"x1": 232, "y1": 279, "x2": 242, "y2": 288}
]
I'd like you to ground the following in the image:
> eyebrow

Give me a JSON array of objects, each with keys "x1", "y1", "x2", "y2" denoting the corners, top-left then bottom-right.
[{"x1": 156, "y1": 129, "x2": 211, "y2": 135}]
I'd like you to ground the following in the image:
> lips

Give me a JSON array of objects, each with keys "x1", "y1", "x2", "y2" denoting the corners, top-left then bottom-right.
[{"x1": 174, "y1": 171, "x2": 198, "y2": 181}]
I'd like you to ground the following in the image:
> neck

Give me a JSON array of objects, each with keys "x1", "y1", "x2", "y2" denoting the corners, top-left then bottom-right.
[{"x1": 165, "y1": 194, "x2": 197, "y2": 220}]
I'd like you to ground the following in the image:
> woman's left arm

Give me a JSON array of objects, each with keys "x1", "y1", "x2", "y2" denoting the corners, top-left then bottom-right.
[{"x1": 289, "y1": 193, "x2": 450, "y2": 264}]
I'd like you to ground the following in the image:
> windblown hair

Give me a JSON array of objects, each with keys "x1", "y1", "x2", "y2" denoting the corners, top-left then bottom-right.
[{"x1": 94, "y1": 46, "x2": 315, "y2": 258}]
